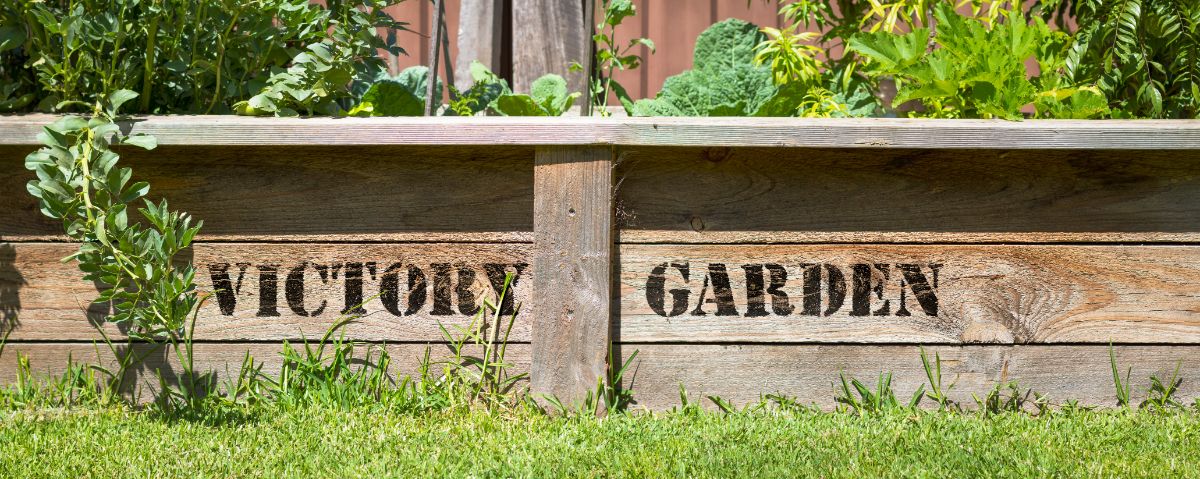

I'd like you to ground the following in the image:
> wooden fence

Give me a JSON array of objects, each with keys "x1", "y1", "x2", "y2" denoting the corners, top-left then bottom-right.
[{"x1": 3, "y1": 116, "x2": 1200, "y2": 408}]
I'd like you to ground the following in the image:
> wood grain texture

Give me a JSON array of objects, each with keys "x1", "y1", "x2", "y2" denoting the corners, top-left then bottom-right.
[
  {"x1": 455, "y1": 0, "x2": 505, "y2": 91},
  {"x1": 0, "y1": 145, "x2": 533, "y2": 242},
  {"x1": 4, "y1": 116, "x2": 1200, "y2": 149},
  {"x1": 14, "y1": 242, "x2": 1200, "y2": 344},
  {"x1": 618, "y1": 344, "x2": 1200, "y2": 410},
  {"x1": 615, "y1": 244, "x2": 1200, "y2": 344},
  {"x1": 424, "y1": 0, "x2": 446, "y2": 116},
  {"x1": 0, "y1": 342, "x2": 530, "y2": 401},
  {"x1": 614, "y1": 147, "x2": 1200, "y2": 244},
  {"x1": 1, "y1": 243, "x2": 531, "y2": 341},
  {"x1": 512, "y1": 0, "x2": 588, "y2": 93},
  {"x1": 531, "y1": 146, "x2": 614, "y2": 405}
]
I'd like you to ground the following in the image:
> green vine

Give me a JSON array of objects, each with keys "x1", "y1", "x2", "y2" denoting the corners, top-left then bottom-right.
[{"x1": 24, "y1": 91, "x2": 203, "y2": 398}]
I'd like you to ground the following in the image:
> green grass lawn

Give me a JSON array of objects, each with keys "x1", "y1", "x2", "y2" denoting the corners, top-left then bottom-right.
[{"x1": 2, "y1": 405, "x2": 1198, "y2": 478}]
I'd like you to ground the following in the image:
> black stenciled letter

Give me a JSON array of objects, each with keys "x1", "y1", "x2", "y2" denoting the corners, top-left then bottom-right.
[
  {"x1": 764, "y1": 264, "x2": 794, "y2": 316},
  {"x1": 382, "y1": 264, "x2": 428, "y2": 316},
  {"x1": 379, "y1": 263, "x2": 405, "y2": 317},
  {"x1": 743, "y1": 264, "x2": 769, "y2": 317},
  {"x1": 430, "y1": 263, "x2": 454, "y2": 315},
  {"x1": 824, "y1": 264, "x2": 846, "y2": 316},
  {"x1": 850, "y1": 263, "x2": 890, "y2": 317},
  {"x1": 338, "y1": 262, "x2": 376, "y2": 315},
  {"x1": 256, "y1": 264, "x2": 281, "y2": 317},
  {"x1": 800, "y1": 263, "x2": 821, "y2": 316},
  {"x1": 456, "y1": 265, "x2": 479, "y2": 315},
  {"x1": 286, "y1": 262, "x2": 328, "y2": 317},
  {"x1": 850, "y1": 264, "x2": 870, "y2": 317},
  {"x1": 896, "y1": 263, "x2": 940, "y2": 316},
  {"x1": 690, "y1": 263, "x2": 739, "y2": 316},
  {"x1": 744, "y1": 264, "x2": 793, "y2": 317},
  {"x1": 646, "y1": 262, "x2": 690, "y2": 317},
  {"x1": 209, "y1": 262, "x2": 250, "y2": 315},
  {"x1": 483, "y1": 263, "x2": 528, "y2": 316}
]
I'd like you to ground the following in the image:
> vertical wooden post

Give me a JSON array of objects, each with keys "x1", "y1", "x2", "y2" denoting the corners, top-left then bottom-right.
[
  {"x1": 531, "y1": 146, "x2": 614, "y2": 408},
  {"x1": 456, "y1": 0, "x2": 505, "y2": 92},
  {"x1": 512, "y1": 0, "x2": 588, "y2": 93},
  {"x1": 580, "y1": 0, "x2": 595, "y2": 116},
  {"x1": 423, "y1": 0, "x2": 444, "y2": 116}
]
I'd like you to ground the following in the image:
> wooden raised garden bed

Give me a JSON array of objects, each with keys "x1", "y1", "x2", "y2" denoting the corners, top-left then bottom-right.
[{"x1": 3, "y1": 116, "x2": 1200, "y2": 408}]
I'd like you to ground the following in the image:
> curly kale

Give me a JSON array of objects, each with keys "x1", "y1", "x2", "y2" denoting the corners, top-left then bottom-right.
[{"x1": 632, "y1": 19, "x2": 788, "y2": 117}]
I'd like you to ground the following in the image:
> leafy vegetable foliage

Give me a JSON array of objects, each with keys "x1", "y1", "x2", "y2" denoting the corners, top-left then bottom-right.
[
  {"x1": 632, "y1": 19, "x2": 780, "y2": 116},
  {"x1": 493, "y1": 74, "x2": 580, "y2": 116},
  {"x1": 850, "y1": 4, "x2": 1108, "y2": 119},
  {"x1": 1054, "y1": 0, "x2": 1200, "y2": 118},
  {"x1": 0, "y1": 0, "x2": 406, "y2": 115},
  {"x1": 348, "y1": 66, "x2": 443, "y2": 117},
  {"x1": 580, "y1": 0, "x2": 655, "y2": 116},
  {"x1": 348, "y1": 63, "x2": 575, "y2": 117},
  {"x1": 23, "y1": 91, "x2": 201, "y2": 341},
  {"x1": 445, "y1": 61, "x2": 511, "y2": 116},
  {"x1": 635, "y1": 18, "x2": 873, "y2": 117}
]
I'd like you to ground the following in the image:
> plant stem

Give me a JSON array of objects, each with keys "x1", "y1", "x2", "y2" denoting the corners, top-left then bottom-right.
[
  {"x1": 205, "y1": 8, "x2": 242, "y2": 114},
  {"x1": 79, "y1": 128, "x2": 97, "y2": 224},
  {"x1": 139, "y1": 4, "x2": 161, "y2": 113}
]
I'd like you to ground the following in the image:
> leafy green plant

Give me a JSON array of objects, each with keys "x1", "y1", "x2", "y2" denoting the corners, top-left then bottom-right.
[
  {"x1": 25, "y1": 99, "x2": 200, "y2": 343},
  {"x1": 849, "y1": 3, "x2": 1108, "y2": 119},
  {"x1": 433, "y1": 273, "x2": 528, "y2": 407},
  {"x1": 635, "y1": 17, "x2": 873, "y2": 117},
  {"x1": 22, "y1": 91, "x2": 206, "y2": 405},
  {"x1": 25, "y1": 94, "x2": 200, "y2": 341},
  {"x1": 973, "y1": 381, "x2": 1041, "y2": 415},
  {"x1": 1141, "y1": 362, "x2": 1184, "y2": 412},
  {"x1": 444, "y1": 61, "x2": 510, "y2": 116},
  {"x1": 1050, "y1": 0, "x2": 1200, "y2": 118},
  {"x1": 347, "y1": 66, "x2": 443, "y2": 116},
  {"x1": 544, "y1": 346, "x2": 639, "y2": 416},
  {"x1": 234, "y1": 42, "x2": 358, "y2": 116},
  {"x1": 754, "y1": 25, "x2": 824, "y2": 87},
  {"x1": 918, "y1": 346, "x2": 958, "y2": 411},
  {"x1": 492, "y1": 74, "x2": 580, "y2": 116},
  {"x1": 632, "y1": 19, "x2": 786, "y2": 116},
  {"x1": 2, "y1": 0, "x2": 406, "y2": 115},
  {"x1": 834, "y1": 371, "x2": 922, "y2": 415},
  {"x1": 579, "y1": 0, "x2": 654, "y2": 115},
  {"x1": 1111, "y1": 344, "x2": 1133, "y2": 408}
]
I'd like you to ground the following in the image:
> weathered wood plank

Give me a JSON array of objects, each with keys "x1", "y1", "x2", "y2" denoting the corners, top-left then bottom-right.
[
  {"x1": 619, "y1": 344, "x2": 1200, "y2": 410},
  {"x1": 1, "y1": 243, "x2": 531, "y2": 341},
  {"x1": 615, "y1": 147, "x2": 1200, "y2": 244},
  {"x1": 511, "y1": 0, "x2": 588, "y2": 93},
  {"x1": 6, "y1": 342, "x2": 1194, "y2": 411},
  {"x1": 0, "y1": 145, "x2": 533, "y2": 242},
  {"x1": 0, "y1": 342, "x2": 530, "y2": 401},
  {"x1": 13, "y1": 242, "x2": 1200, "y2": 344},
  {"x1": 616, "y1": 244, "x2": 1200, "y2": 344},
  {"x1": 4, "y1": 116, "x2": 1200, "y2": 149},
  {"x1": 531, "y1": 146, "x2": 614, "y2": 405}
]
